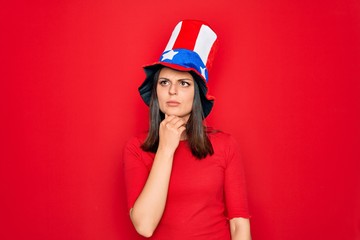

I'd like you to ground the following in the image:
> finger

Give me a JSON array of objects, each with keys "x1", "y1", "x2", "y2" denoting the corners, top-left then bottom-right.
[
  {"x1": 167, "y1": 115, "x2": 183, "y2": 124},
  {"x1": 161, "y1": 116, "x2": 174, "y2": 127},
  {"x1": 173, "y1": 118, "x2": 186, "y2": 129},
  {"x1": 163, "y1": 119, "x2": 184, "y2": 131},
  {"x1": 178, "y1": 126, "x2": 186, "y2": 134},
  {"x1": 167, "y1": 116, "x2": 179, "y2": 125},
  {"x1": 164, "y1": 114, "x2": 175, "y2": 122},
  {"x1": 165, "y1": 114, "x2": 177, "y2": 118}
]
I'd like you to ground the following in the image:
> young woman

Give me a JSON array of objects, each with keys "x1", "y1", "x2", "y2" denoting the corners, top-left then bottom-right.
[{"x1": 123, "y1": 20, "x2": 251, "y2": 240}]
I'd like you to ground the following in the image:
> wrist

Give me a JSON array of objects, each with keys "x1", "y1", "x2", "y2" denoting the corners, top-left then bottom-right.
[{"x1": 156, "y1": 146, "x2": 175, "y2": 159}]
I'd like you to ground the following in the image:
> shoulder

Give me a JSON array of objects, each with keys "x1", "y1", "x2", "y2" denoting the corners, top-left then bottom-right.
[
  {"x1": 123, "y1": 132, "x2": 148, "y2": 154},
  {"x1": 123, "y1": 132, "x2": 155, "y2": 165},
  {"x1": 207, "y1": 130, "x2": 243, "y2": 167},
  {"x1": 207, "y1": 129, "x2": 241, "y2": 160},
  {"x1": 207, "y1": 129, "x2": 238, "y2": 147},
  {"x1": 125, "y1": 132, "x2": 148, "y2": 145}
]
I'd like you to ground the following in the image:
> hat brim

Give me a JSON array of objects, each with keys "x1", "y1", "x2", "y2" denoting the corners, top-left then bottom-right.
[{"x1": 138, "y1": 63, "x2": 214, "y2": 118}]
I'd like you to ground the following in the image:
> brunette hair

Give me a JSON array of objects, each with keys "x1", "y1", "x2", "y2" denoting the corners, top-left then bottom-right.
[{"x1": 141, "y1": 68, "x2": 214, "y2": 159}]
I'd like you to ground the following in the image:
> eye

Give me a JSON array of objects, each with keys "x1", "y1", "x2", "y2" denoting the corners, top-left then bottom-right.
[
  {"x1": 179, "y1": 81, "x2": 191, "y2": 87},
  {"x1": 159, "y1": 79, "x2": 169, "y2": 86}
]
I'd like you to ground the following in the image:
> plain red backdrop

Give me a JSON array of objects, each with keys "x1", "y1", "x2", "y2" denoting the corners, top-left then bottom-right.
[{"x1": 1, "y1": 0, "x2": 360, "y2": 239}]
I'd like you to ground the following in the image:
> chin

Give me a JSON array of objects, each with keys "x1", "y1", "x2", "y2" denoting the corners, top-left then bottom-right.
[
  {"x1": 164, "y1": 110, "x2": 189, "y2": 118},
  {"x1": 166, "y1": 111, "x2": 181, "y2": 116}
]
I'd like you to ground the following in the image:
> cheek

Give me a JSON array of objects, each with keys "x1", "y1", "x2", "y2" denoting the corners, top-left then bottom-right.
[
  {"x1": 156, "y1": 89, "x2": 166, "y2": 110},
  {"x1": 184, "y1": 92, "x2": 195, "y2": 109},
  {"x1": 156, "y1": 87, "x2": 164, "y2": 101}
]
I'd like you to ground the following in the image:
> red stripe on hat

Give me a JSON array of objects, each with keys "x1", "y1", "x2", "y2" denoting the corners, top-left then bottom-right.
[{"x1": 173, "y1": 20, "x2": 202, "y2": 50}]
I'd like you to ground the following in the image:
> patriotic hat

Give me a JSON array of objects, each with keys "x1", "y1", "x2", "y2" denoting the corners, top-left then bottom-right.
[{"x1": 138, "y1": 20, "x2": 219, "y2": 117}]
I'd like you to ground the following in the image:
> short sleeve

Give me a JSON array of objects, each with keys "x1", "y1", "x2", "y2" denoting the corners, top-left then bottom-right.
[
  {"x1": 123, "y1": 136, "x2": 151, "y2": 211},
  {"x1": 223, "y1": 135, "x2": 251, "y2": 219}
]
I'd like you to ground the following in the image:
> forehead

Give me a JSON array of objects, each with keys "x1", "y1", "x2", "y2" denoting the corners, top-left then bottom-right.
[{"x1": 158, "y1": 67, "x2": 194, "y2": 80}]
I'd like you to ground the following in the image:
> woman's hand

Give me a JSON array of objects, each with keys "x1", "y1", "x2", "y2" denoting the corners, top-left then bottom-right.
[
  {"x1": 129, "y1": 114, "x2": 186, "y2": 237},
  {"x1": 158, "y1": 114, "x2": 186, "y2": 153}
]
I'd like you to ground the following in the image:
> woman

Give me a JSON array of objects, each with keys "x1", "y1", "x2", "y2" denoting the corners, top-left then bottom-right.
[{"x1": 124, "y1": 20, "x2": 251, "y2": 240}]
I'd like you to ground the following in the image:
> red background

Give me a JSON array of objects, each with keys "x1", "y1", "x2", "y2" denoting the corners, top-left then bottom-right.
[{"x1": 2, "y1": 1, "x2": 360, "y2": 239}]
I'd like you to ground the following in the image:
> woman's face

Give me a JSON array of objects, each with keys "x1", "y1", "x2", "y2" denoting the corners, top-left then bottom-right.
[{"x1": 156, "y1": 67, "x2": 195, "y2": 121}]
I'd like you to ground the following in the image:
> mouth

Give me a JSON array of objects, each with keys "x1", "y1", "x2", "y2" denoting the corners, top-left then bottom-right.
[{"x1": 166, "y1": 101, "x2": 180, "y2": 107}]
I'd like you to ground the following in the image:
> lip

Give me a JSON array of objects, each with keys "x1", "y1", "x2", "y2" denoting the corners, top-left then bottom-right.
[{"x1": 166, "y1": 100, "x2": 180, "y2": 106}]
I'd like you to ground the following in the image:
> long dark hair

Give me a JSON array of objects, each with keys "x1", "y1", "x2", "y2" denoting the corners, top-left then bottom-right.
[{"x1": 141, "y1": 68, "x2": 214, "y2": 159}]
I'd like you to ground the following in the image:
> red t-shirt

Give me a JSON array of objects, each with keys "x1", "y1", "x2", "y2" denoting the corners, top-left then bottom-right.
[{"x1": 123, "y1": 131, "x2": 250, "y2": 240}]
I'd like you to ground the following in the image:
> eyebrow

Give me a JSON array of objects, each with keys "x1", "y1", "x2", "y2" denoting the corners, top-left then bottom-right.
[{"x1": 158, "y1": 77, "x2": 194, "y2": 81}]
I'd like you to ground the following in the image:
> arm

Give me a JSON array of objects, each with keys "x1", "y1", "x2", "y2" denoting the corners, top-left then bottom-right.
[
  {"x1": 230, "y1": 217, "x2": 251, "y2": 240},
  {"x1": 130, "y1": 115, "x2": 186, "y2": 237},
  {"x1": 224, "y1": 135, "x2": 251, "y2": 240}
]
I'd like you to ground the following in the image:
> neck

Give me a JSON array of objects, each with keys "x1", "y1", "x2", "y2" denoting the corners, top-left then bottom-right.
[{"x1": 180, "y1": 131, "x2": 187, "y2": 141}]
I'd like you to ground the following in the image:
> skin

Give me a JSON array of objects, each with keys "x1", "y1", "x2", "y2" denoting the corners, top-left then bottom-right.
[
  {"x1": 130, "y1": 67, "x2": 251, "y2": 239},
  {"x1": 156, "y1": 67, "x2": 195, "y2": 139},
  {"x1": 230, "y1": 218, "x2": 252, "y2": 240}
]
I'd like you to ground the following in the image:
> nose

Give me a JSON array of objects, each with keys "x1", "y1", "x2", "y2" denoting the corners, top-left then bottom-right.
[{"x1": 168, "y1": 82, "x2": 177, "y2": 95}]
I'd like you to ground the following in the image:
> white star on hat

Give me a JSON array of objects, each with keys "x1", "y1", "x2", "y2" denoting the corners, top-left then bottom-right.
[
  {"x1": 200, "y1": 66, "x2": 207, "y2": 79},
  {"x1": 161, "y1": 50, "x2": 178, "y2": 61}
]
